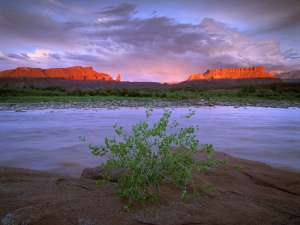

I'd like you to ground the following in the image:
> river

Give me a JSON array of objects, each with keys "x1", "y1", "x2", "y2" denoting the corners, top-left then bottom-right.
[{"x1": 0, "y1": 106, "x2": 299, "y2": 176}]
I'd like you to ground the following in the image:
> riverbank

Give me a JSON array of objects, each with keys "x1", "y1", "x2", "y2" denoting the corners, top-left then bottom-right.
[
  {"x1": 1, "y1": 152, "x2": 299, "y2": 225},
  {"x1": 1, "y1": 97, "x2": 300, "y2": 111},
  {"x1": 0, "y1": 82, "x2": 299, "y2": 110}
]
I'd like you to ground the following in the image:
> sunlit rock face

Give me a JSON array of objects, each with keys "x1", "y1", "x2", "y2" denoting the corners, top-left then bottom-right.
[
  {"x1": 0, "y1": 66, "x2": 113, "y2": 81},
  {"x1": 115, "y1": 74, "x2": 121, "y2": 82},
  {"x1": 188, "y1": 66, "x2": 273, "y2": 80}
]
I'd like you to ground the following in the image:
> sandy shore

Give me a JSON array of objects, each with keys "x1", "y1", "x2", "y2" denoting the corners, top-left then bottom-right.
[{"x1": 1, "y1": 152, "x2": 299, "y2": 225}]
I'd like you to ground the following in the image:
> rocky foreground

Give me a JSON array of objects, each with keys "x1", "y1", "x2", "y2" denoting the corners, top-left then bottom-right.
[{"x1": 1, "y1": 152, "x2": 300, "y2": 225}]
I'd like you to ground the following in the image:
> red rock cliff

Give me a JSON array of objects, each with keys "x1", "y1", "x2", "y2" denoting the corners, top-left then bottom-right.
[
  {"x1": 188, "y1": 66, "x2": 273, "y2": 80},
  {"x1": 115, "y1": 74, "x2": 121, "y2": 82},
  {"x1": 0, "y1": 66, "x2": 113, "y2": 81}
]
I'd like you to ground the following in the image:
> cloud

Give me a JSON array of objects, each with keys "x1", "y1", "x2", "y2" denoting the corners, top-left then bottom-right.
[
  {"x1": 257, "y1": 10, "x2": 300, "y2": 33},
  {"x1": 283, "y1": 49, "x2": 300, "y2": 60},
  {"x1": 83, "y1": 5, "x2": 300, "y2": 80},
  {"x1": 98, "y1": 3, "x2": 136, "y2": 18},
  {"x1": 27, "y1": 49, "x2": 51, "y2": 59},
  {"x1": 65, "y1": 52, "x2": 103, "y2": 63},
  {"x1": 0, "y1": 52, "x2": 7, "y2": 61},
  {"x1": 0, "y1": 1, "x2": 299, "y2": 81},
  {"x1": 0, "y1": 1, "x2": 85, "y2": 50}
]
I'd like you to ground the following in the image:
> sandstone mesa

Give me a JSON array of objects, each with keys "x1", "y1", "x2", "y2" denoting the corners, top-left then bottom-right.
[
  {"x1": 0, "y1": 65, "x2": 274, "y2": 82},
  {"x1": 188, "y1": 66, "x2": 273, "y2": 80},
  {"x1": 0, "y1": 66, "x2": 120, "y2": 81},
  {"x1": 115, "y1": 73, "x2": 121, "y2": 82}
]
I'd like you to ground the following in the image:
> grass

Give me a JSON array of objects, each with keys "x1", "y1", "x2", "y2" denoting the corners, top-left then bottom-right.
[{"x1": 0, "y1": 84, "x2": 299, "y2": 104}]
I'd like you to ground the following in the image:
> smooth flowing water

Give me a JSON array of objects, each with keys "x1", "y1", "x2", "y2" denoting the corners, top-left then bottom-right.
[{"x1": 0, "y1": 106, "x2": 299, "y2": 176}]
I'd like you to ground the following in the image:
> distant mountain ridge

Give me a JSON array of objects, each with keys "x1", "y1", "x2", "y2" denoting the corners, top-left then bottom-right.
[{"x1": 0, "y1": 66, "x2": 114, "y2": 81}]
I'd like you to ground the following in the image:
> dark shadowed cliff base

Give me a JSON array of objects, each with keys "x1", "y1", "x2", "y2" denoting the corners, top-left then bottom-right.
[{"x1": 1, "y1": 152, "x2": 299, "y2": 225}]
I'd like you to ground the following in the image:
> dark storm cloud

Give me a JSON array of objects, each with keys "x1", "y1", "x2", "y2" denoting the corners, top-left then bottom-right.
[
  {"x1": 283, "y1": 49, "x2": 300, "y2": 60},
  {"x1": 65, "y1": 53, "x2": 102, "y2": 63},
  {"x1": 255, "y1": 9, "x2": 300, "y2": 33},
  {"x1": 91, "y1": 16, "x2": 205, "y2": 54},
  {"x1": 0, "y1": 7, "x2": 62, "y2": 42},
  {"x1": 184, "y1": 0, "x2": 300, "y2": 31},
  {"x1": 0, "y1": 0, "x2": 85, "y2": 49},
  {"x1": 6, "y1": 53, "x2": 29, "y2": 60},
  {"x1": 97, "y1": 3, "x2": 136, "y2": 18},
  {"x1": 92, "y1": 6, "x2": 232, "y2": 59},
  {"x1": 89, "y1": 7, "x2": 284, "y2": 66},
  {"x1": 48, "y1": 53, "x2": 61, "y2": 60}
]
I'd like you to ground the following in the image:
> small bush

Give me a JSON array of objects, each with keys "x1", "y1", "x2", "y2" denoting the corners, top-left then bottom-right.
[{"x1": 89, "y1": 109, "x2": 221, "y2": 205}]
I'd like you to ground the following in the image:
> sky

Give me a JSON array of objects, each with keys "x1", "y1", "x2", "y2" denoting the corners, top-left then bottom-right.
[{"x1": 0, "y1": 0, "x2": 300, "y2": 82}]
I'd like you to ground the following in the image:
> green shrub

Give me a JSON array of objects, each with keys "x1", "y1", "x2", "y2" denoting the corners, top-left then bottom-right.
[{"x1": 88, "y1": 109, "x2": 221, "y2": 205}]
